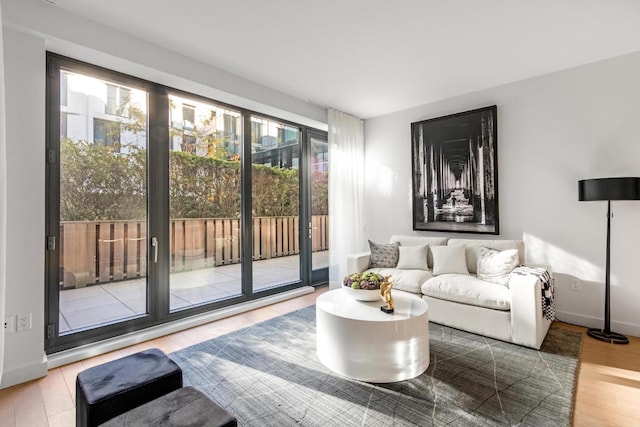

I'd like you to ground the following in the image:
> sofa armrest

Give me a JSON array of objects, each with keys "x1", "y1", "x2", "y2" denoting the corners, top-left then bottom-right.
[
  {"x1": 524, "y1": 263, "x2": 552, "y2": 272},
  {"x1": 508, "y1": 269, "x2": 553, "y2": 349},
  {"x1": 347, "y1": 252, "x2": 371, "y2": 274}
]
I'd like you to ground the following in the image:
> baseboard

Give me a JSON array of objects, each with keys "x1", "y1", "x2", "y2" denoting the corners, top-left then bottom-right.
[
  {"x1": 0, "y1": 353, "x2": 48, "y2": 389},
  {"x1": 555, "y1": 310, "x2": 640, "y2": 338},
  {"x1": 47, "y1": 286, "x2": 314, "y2": 369}
]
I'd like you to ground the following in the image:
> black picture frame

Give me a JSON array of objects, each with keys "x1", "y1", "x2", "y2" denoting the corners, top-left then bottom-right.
[{"x1": 411, "y1": 105, "x2": 499, "y2": 234}]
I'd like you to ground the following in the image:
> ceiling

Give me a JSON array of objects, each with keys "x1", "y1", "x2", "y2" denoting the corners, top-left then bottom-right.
[{"x1": 51, "y1": 0, "x2": 640, "y2": 119}]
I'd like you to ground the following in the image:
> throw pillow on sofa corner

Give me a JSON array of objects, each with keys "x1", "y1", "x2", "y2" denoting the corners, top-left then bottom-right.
[
  {"x1": 368, "y1": 240, "x2": 400, "y2": 268},
  {"x1": 476, "y1": 246, "x2": 520, "y2": 286},
  {"x1": 431, "y1": 245, "x2": 469, "y2": 275},
  {"x1": 396, "y1": 244, "x2": 429, "y2": 270}
]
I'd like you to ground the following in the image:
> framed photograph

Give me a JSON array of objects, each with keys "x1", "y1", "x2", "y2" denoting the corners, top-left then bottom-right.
[{"x1": 411, "y1": 105, "x2": 499, "y2": 234}]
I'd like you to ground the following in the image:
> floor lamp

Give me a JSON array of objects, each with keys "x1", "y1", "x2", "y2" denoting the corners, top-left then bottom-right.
[{"x1": 578, "y1": 177, "x2": 640, "y2": 344}]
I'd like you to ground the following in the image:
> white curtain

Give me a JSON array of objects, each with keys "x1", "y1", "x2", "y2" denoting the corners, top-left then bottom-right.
[
  {"x1": 328, "y1": 109, "x2": 365, "y2": 289},
  {"x1": 0, "y1": 3, "x2": 7, "y2": 383}
]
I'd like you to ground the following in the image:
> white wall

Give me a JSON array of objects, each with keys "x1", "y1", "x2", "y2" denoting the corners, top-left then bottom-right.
[
  {"x1": 1, "y1": 28, "x2": 47, "y2": 387},
  {"x1": 364, "y1": 51, "x2": 640, "y2": 337},
  {"x1": 1, "y1": 0, "x2": 326, "y2": 129},
  {"x1": 0, "y1": 0, "x2": 327, "y2": 387}
]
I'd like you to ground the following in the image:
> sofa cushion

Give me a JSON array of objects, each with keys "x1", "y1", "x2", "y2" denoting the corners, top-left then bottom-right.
[
  {"x1": 431, "y1": 245, "x2": 469, "y2": 276},
  {"x1": 448, "y1": 239, "x2": 524, "y2": 274},
  {"x1": 390, "y1": 235, "x2": 448, "y2": 268},
  {"x1": 396, "y1": 245, "x2": 429, "y2": 270},
  {"x1": 476, "y1": 247, "x2": 520, "y2": 286},
  {"x1": 368, "y1": 240, "x2": 400, "y2": 268},
  {"x1": 422, "y1": 274, "x2": 511, "y2": 310},
  {"x1": 366, "y1": 268, "x2": 432, "y2": 294}
]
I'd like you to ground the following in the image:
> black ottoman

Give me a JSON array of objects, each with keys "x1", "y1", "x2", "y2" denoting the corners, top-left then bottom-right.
[
  {"x1": 99, "y1": 386, "x2": 237, "y2": 427},
  {"x1": 76, "y1": 348, "x2": 183, "y2": 427}
]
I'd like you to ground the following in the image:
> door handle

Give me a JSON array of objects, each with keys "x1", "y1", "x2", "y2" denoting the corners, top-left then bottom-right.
[{"x1": 151, "y1": 237, "x2": 158, "y2": 263}]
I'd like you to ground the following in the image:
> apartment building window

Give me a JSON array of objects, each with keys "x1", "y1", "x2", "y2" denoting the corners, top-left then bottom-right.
[
  {"x1": 278, "y1": 126, "x2": 299, "y2": 145},
  {"x1": 182, "y1": 104, "x2": 195, "y2": 129},
  {"x1": 61, "y1": 72, "x2": 68, "y2": 107},
  {"x1": 106, "y1": 83, "x2": 131, "y2": 117},
  {"x1": 250, "y1": 120, "x2": 262, "y2": 146},
  {"x1": 93, "y1": 118, "x2": 122, "y2": 151},
  {"x1": 180, "y1": 132, "x2": 197, "y2": 153},
  {"x1": 223, "y1": 113, "x2": 238, "y2": 142},
  {"x1": 60, "y1": 112, "x2": 68, "y2": 139}
]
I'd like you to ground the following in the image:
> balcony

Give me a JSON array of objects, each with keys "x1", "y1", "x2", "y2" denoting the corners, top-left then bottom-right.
[{"x1": 58, "y1": 215, "x2": 328, "y2": 334}]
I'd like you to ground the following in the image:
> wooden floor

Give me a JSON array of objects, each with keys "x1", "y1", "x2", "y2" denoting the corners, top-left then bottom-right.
[{"x1": 0, "y1": 286, "x2": 638, "y2": 426}]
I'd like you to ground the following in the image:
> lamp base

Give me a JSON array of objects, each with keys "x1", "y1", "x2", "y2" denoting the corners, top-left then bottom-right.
[{"x1": 587, "y1": 328, "x2": 629, "y2": 344}]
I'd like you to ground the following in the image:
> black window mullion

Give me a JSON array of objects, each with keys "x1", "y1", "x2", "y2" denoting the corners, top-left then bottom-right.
[
  {"x1": 241, "y1": 113, "x2": 253, "y2": 296},
  {"x1": 307, "y1": 129, "x2": 329, "y2": 285},
  {"x1": 45, "y1": 56, "x2": 62, "y2": 347},
  {"x1": 300, "y1": 128, "x2": 311, "y2": 286},
  {"x1": 147, "y1": 86, "x2": 170, "y2": 318}
]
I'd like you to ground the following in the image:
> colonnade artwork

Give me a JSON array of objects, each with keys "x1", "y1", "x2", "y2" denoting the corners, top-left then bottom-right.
[{"x1": 411, "y1": 106, "x2": 499, "y2": 234}]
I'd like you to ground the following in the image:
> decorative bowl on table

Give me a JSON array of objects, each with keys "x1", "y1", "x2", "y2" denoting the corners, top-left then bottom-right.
[{"x1": 342, "y1": 272, "x2": 386, "y2": 301}]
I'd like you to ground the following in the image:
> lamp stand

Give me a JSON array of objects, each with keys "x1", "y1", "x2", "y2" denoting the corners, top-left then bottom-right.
[{"x1": 586, "y1": 200, "x2": 629, "y2": 345}]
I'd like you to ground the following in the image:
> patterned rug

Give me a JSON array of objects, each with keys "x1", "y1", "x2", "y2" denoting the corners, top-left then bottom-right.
[{"x1": 170, "y1": 305, "x2": 582, "y2": 426}]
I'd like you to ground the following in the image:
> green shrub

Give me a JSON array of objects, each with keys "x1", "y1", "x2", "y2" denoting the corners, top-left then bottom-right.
[{"x1": 60, "y1": 138, "x2": 327, "y2": 221}]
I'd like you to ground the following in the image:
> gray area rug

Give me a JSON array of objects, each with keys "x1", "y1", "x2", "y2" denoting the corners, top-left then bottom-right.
[{"x1": 170, "y1": 305, "x2": 581, "y2": 426}]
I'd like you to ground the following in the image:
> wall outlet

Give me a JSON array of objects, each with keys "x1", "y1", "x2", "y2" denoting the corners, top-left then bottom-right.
[
  {"x1": 17, "y1": 313, "x2": 32, "y2": 331},
  {"x1": 4, "y1": 316, "x2": 16, "y2": 334},
  {"x1": 570, "y1": 278, "x2": 582, "y2": 291}
]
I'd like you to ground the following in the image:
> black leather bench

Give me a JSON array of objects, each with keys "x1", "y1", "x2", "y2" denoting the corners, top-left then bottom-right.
[
  {"x1": 76, "y1": 348, "x2": 183, "y2": 427},
  {"x1": 99, "y1": 386, "x2": 237, "y2": 427}
]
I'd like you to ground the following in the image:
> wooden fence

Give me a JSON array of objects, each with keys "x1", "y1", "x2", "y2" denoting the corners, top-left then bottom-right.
[{"x1": 59, "y1": 215, "x2": 328, "y2": 289}]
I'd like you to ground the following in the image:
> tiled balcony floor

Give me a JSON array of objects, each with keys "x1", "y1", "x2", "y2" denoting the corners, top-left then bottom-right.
[{"x1": 59, "y1": 251, "x2": 329, "y2": 334}]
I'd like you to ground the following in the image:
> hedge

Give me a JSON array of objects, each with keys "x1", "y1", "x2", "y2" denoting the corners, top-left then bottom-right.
[{"x1": 60, "y1": 138, "x2": 328, "y2": 221}]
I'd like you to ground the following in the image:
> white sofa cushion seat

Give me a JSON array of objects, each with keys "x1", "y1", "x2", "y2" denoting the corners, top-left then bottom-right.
[
  {"x1": 422, "y1": 274, "x2": 511, "y2": 311},
  {"x1": 366, "y1": 268, "x2": 433, "y2": 294}
]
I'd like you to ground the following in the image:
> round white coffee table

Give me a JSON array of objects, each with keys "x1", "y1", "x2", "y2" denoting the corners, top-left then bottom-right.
[{"x1": 316, "y1": 288, "x2": 429, "y2": 383}]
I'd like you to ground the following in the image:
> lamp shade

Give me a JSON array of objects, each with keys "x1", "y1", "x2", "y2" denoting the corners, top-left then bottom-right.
[{"x1": 578, "y1": 177, "x2": 640, "y2": 201}]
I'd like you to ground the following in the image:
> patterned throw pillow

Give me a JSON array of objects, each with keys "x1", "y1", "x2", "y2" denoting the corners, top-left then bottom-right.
[
  {"x1": 476, "y1": 247, "x2": 520, "y2": 286},
  {"x1": 368, "y1": 240, "x2": 400, "y2": 268}
]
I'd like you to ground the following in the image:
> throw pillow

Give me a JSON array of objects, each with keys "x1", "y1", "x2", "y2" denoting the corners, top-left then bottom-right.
[
  {"x1": 396, "y1": 245, "x2": 429, "y2": 270},
  {"x1": 476, "y1": 247, "x2": 520, "y2": 286},
  {"x1": 368, "y1": 240, "x2": 400, "y2": 268},
  {"x1": 431, "y1": 245, "x2": 469, "y2": 275}
]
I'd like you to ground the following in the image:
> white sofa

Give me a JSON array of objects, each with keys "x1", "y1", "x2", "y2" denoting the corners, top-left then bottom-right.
[{"x1": 347, "y1": 235, "x2": 552, "y2": 349}]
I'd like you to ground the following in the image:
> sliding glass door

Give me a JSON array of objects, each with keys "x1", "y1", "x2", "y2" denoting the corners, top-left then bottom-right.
[
  {"x1": 45, "y1": 53, "x2": 327, "y2": 353},
  {"x1": 309, "y1": 131, "x2": 329, "y2": 283},
  {"x1": 250, "y1": 116, "x2": 301, "y2": 292},
  {"x1": 167, "y1": 94, "x2": 243, "y2": 311},
  {"x1": 52, "y1": 69, "x2": 151, "y2": 335}
]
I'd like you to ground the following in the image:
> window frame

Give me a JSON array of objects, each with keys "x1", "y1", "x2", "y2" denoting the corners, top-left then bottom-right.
[{"x1": 45, "y1": 52, "x2": 327, "y2": 354}]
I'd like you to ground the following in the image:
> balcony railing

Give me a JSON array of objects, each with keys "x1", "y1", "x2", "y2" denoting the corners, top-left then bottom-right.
[{"x1": 59, "y1": 215, "x2": 328, "y2": 289}]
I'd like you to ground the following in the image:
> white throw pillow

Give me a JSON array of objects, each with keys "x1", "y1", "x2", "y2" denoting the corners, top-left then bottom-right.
[
  {"x1": 396, "y1": 245, "x2": 429, "y2": 270},
  {"x1": 431, "y1": 245, "x2": 469, "y2": 275},
  {"x1": 476, "y1": 247, "x2": 520, "y2": 286}
]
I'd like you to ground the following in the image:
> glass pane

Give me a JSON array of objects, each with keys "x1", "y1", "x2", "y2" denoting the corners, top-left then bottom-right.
[
  {"x1": 59, "y1": 71, "x2": 148, "y2": 334},
  {"x1": 168, "y1": 94, "x2": 242, "y2": 311},
  {"x1": 251, "y1": 116, "x2": 301, "y2": 291},
  {"x1": 311, "y1": 136, "x2": 329, "y2": 272}
]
